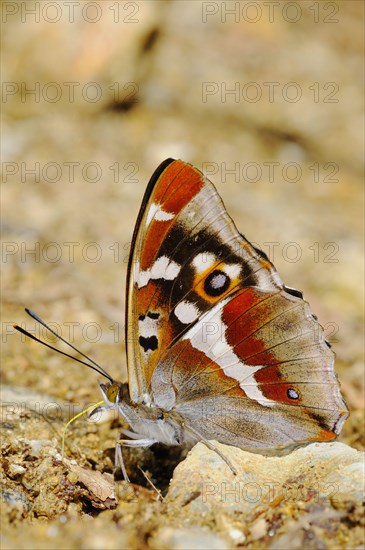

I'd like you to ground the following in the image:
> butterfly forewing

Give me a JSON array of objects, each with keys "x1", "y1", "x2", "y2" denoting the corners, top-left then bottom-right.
[{"x1": 126, "y1": 159, "x2": 283, "y2": 402}]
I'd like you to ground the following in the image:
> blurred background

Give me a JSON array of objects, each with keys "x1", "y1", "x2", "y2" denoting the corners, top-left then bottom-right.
[{"x1": 2, "y1": 0, "x2": 364, "y2": 464}]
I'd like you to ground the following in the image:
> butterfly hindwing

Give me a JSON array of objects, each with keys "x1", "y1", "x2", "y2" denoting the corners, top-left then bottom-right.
[{"x1": 150, "y1": 286, "x2": 348, "y2": 450}]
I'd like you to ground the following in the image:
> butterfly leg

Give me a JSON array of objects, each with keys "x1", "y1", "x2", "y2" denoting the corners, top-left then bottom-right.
[
  {"x1": 118, "y1": 438, "x2": 156, "y2": 447},
  {"x1": 115, "y1": 442, "x2": 130, "y2": 482},
  {"x1": 120, "y1": 428, "x2": 148, "y2": 440},
  {"x1": 185, "y1": 425, "x2": 238, "y2": 476},
  {"x1": 114, "y1": 436, "x2": 157, "y2": 482}
]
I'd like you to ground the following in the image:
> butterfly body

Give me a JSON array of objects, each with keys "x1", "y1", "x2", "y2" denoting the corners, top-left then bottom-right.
[
  {"x1": 15, "y1": 158, "x2": 348, "y2": 479},
  {"x1": 101, "y1": 381, "x2": 188, "y2": 448},
  {"x1": 103, "y1": 158, "x2": 348, "y2": 468}
]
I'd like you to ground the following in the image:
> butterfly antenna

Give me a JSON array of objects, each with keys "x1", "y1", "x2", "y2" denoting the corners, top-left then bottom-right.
[{"x1": 14, "y1": 308, "x2": 114, "y2": 383}]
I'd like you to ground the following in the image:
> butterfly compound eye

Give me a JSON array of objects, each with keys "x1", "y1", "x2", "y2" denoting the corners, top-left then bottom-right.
[
  {"x1": 106, "y1": 383, "x2": 120, "y2": 403},
  {"x1": 204, "y1": 270, "x2": 231, "y2": 297}
]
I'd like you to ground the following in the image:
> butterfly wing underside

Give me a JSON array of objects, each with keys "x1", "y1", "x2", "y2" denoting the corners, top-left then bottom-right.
[
  {"x1": 126, "y1": 158, "x2": 282, "y2": 401},
  {"x1": 151, "y1": 286, "x2": 348, "y2": 451},
  {"x1": 126, "y1": 158, "x2": 348, "y2": 451}
]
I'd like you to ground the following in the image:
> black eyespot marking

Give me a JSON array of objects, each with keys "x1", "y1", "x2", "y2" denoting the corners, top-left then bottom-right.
[
  {"x1": 204, "y1": 270, "x2": 231, "y2": 297},
  {"x1": 147, "y1": 312, "x2": 160, "y2": 319},
  {"x1": 139, "y1": 336, "x2": 158, "y2": 352},
  {"x1": 138, "y1": 314, "x2": 145, "y2": 321},
  {"x1": 287, "y1": 388, "x2": 300, "y2": 400}
]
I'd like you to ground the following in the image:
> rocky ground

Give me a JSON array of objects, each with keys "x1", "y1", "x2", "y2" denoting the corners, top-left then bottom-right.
[{"x1": 2, "y1": 1, "x2": 364, "y2": 549}]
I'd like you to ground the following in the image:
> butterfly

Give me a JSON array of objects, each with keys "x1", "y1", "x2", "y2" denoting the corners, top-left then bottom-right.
[{"x1": 16, "y1": 158, "x2": 348, "y2": 479}]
